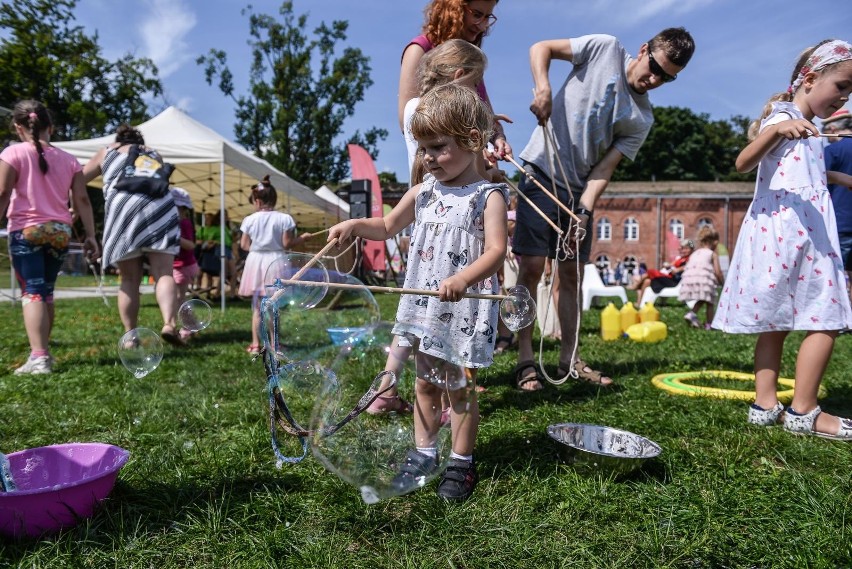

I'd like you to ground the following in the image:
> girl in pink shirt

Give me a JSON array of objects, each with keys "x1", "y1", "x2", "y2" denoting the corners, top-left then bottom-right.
[{"x1": 0, "y1": 100, "x2": 99, "y2": 374}]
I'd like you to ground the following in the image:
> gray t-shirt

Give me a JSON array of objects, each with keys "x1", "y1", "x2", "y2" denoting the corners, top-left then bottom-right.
[{"x1": 519, "y1": 34, "x2": 653, "y2": 192}]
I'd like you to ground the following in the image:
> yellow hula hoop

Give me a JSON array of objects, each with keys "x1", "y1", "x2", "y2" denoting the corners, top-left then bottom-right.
[{"x1": 650, "y1": 370, "x2": 827, "y2": 404}]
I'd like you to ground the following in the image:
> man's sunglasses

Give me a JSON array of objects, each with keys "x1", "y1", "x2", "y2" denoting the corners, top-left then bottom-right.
[{"x1": 648, "y1": 51, "x2": 677, "y2": 83}]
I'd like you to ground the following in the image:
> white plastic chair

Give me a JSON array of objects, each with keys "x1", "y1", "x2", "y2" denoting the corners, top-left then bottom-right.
[
  {"x1": 582, "y1": 264, "x2": 628, "y2": 310},
  {"x1": 639, "y1": 281, "x2": 697, "y2": 309}
]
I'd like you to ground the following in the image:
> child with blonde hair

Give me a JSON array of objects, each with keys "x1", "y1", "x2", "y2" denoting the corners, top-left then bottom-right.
[
  {"x1": 370, "y1": 38, "x2": 493, "y2": 416},
  {"x1": 680, "y1": 226, "x2": 724, "y2": 329},
  {"x1": 329, "y1": 84, "x2": 508, "y2": 500},
  {"x1": 714, "y1": 39, "x2": 852, "y2": 439}
]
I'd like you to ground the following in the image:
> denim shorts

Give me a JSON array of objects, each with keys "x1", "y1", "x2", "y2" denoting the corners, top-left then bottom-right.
[
  {"x1": 838, "y1": 232, "x2": 852, "y2": 271},
  {"x1": 10, "y1": 222, "x2": 72, "y2": 302},
  {"x1": 511, "y1": 162, "x2": 593, "y2": 262}
]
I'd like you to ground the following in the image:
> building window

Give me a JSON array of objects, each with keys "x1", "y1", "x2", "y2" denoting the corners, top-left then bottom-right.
[
  {"x1": 698, "y1": 217, "x2": 714, "y2": 229},
  {"x1": 668, "y1": 218, "x2": 685, "y2": 240},
  {"x1": 595, "y1": 254, "x2": 610, "y2": 268},
  {"x1": 596, "y1": 217, "x2": 612, "y2": 241},
  {"x1": 624, "y1": 217, "x2": 639, "y2": 241}
]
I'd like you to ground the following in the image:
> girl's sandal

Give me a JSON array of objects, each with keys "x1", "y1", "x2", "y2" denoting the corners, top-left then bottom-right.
[
  {"x1": 366, "y1": 395, "x2": 414, "y2": 415},
  {"x1": 245, "y1": 344, "x2": 261, "y2": 354},
  {"x1": 161, "y1": 326, "x2": 187, "y2": 347},
  {"x1": 783, "y1": 405, "x2": 852, "y2": 440}
]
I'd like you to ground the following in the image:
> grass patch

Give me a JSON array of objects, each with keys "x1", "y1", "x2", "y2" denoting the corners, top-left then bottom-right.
[{"x1": 2, "y1": 293, "x2": 852, "y2": 567}]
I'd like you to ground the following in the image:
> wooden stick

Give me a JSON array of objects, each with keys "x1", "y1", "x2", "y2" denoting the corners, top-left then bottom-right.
[
  {"x1": 276, "y1": 278, "x2": 509, "y2": 301},
  {"x1": 504, "y1": 179, "x2": 564, "y2": 236},
  {"x1": 819, "y1": 132, "x2": 852, "y2": 138},
  {"x1": 503, "y1": 155, "x2": 580, "y2": 223},
  {"x1": 291, "y1": 238, "x2": 338, "y2": 280}
]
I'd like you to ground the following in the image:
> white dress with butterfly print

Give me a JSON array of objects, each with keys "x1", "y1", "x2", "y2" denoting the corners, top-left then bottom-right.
[
  {"x1": 393, "y1": 175, "x2": 509, "y2": 368},
  {"x1": 713, "y1": 102, "x2": 852, "y2": 333}
]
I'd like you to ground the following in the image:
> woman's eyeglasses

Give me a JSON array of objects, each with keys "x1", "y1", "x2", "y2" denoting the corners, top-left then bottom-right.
[
  {"x1": 648, "y1": 51, "x2": 677, "y2": 83},
  {"x1": 464, "y1": 6, "x2": 497, "y2": 26}
]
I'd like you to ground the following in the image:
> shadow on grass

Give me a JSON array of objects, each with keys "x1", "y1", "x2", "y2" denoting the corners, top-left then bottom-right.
[{"x1": 475, "y1": 428, "x2": 671, "y2": 485}]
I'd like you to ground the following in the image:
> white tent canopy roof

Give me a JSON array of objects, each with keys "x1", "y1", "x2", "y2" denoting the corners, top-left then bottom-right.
[
  {"x1": 315, "y1": 184, "x2": 350, "y2": 220},
  {"x1": 54, "y1": 106, "x2": 334, "y2": 225}
]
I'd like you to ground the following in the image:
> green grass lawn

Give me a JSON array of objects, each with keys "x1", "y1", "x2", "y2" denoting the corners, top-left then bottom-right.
[{"x1": 2, "y1": 293, "x2": 852, "y2": 568}]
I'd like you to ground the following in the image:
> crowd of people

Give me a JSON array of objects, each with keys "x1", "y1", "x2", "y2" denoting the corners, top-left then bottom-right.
[{"x1": 3, "y1": 0, "x2": 852, "y2": 503}]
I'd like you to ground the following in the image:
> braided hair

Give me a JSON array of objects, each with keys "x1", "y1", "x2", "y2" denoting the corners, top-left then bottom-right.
[{"x1": 11, "y1": 100, "x2": 51, "y2": 174}]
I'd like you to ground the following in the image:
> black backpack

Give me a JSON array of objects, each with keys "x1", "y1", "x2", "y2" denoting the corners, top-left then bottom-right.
[{"x1": 114, "y1": 144, "x2": 175, "y2": 198}]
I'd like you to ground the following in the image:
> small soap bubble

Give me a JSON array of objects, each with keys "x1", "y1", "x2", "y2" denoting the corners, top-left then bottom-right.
[
  {"x1": 178, "y1": 299, "x2": 213, "y2": 332},
  {"x1": 118, "y1": 328, "x2": 163, "y2": 378}
]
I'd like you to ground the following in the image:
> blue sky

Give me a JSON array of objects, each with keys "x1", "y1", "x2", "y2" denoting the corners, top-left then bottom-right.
[{"x1": 75, "y1": 0, "x2": 851, "y2": 184}]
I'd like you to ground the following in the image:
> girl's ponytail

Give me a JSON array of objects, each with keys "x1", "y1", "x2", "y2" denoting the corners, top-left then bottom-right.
[{"x1": 12, "y1": 100, "x2": 51, "y2": 174}]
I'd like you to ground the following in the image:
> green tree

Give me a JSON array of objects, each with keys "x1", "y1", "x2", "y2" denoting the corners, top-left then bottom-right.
[
  {"x1": 197, "y1": 1, "x2": 387, "y2": 188},
  {"x1": 613, "y1": 106, "x2": 752, "y2": 182},
  {"x1": 0, "y1": 0, "x2": 163, "y2": 140}
]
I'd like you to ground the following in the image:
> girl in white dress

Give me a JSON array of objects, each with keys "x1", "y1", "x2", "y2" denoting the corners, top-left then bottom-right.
[
  {"x1": 329, "y1": 84, "x2": 508, "y2": 501},
  {"x1": 239, "y1": 176, "x2": 312, "y2": 353},
  {"x1": 714, "y1": 39, "x2": 852, "y2": 438}
]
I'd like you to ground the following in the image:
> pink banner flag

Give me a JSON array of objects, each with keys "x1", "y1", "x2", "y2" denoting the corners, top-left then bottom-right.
[{"x1": 347, "y1": 144, "x2": 385, "y2": 272}]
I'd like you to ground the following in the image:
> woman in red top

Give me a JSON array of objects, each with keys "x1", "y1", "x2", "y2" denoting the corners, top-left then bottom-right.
[{"x1": 398, "y1": 0, "x2": 510, "y2": 163}]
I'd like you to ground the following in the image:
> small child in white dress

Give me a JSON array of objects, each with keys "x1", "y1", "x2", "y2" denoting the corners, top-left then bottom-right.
[
  {"x1": 714, "y1": 39, "x2": 852, "y2": 439},
  {"x1": 328, "y1": 84, "x2": 508, "y2": 501}
]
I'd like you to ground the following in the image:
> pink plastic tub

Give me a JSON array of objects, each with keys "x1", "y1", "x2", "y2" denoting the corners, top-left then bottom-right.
[{"x1": 0, "y1": 443, "x2": 130, "y2": 538}]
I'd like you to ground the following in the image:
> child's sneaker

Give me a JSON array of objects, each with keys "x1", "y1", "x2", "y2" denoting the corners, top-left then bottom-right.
[
  {"x1": 391, "y1": 450, "x2": 437, "y2": 493},
  {"x1": 14, "y1": 355, "x2": 52, "y2": 375},
  {"x1": 684, "y1": 311, "x2": 701, "y2": 328},
  {"x1": 747, "y1": 401, "x2": 785, "y2": 426},
  {"x1": 436, "y1": 458, "x2": 478, "y2": 502}
]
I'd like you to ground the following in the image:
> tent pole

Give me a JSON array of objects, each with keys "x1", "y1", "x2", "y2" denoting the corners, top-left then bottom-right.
[{"x1": 220, "y1": 161, "x2": 226, "y2": 314}]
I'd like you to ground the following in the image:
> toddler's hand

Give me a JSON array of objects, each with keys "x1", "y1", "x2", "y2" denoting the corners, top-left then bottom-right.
[
  {"x1": 438, "y1": 275, "x2": 468, "y2": 302},
  {"x1": 328, "y1": 221, "x2": 354, "y2": 243}
]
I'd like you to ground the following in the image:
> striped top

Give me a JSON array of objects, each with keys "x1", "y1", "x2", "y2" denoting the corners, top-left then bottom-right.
[{"x1": 100, "y1": 146, "x2": 180, "y2": 267}]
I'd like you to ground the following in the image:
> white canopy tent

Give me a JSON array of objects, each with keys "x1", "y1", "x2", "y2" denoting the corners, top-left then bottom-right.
[
  {"x1": 314, "y1": 185, "x2": 350, "y2": 221},
  {"x1": 54, "y1": 105, "x2": 335, "y2": 310},
  {"x1": 54, "y1": 105, "x2": 333, "y2": 223}
]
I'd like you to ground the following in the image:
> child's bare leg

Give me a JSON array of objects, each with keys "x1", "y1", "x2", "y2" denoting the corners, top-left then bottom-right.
[
  {"x1": 449, "y1": 369, "x2": 480, "y2": 456},
  {"x1": 754, "y1": 331, "x2": 787, "y2": 410},
  {"x1": 413, "y1": 378, "x2": 442, "y2": 450},
  {"x1": 792, "y1": 330, "x2": 841, "y2": 434},
  {"x1": 705, "y1": 299, "x2": 716, "y2": 325},
  {"x1": 366, "y1": 336, "x2": 413, "y2": 414}
]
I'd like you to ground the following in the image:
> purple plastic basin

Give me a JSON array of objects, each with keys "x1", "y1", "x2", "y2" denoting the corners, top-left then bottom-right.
[{"x1": 0, "y1": 442, "x2": 129, "y2": 538}]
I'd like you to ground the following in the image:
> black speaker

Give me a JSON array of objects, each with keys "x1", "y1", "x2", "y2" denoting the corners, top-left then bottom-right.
[{"x1": 349, "y1": 179, "x2": 371, "y2": 219}]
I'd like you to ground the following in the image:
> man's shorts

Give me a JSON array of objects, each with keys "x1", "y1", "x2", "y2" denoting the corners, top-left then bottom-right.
[
  {"x1": 512, "y1": 162, "x2": 593, "y2": 262},
  {"x1": 838, "y1": 232, "x2": 852, "y2": 272}
]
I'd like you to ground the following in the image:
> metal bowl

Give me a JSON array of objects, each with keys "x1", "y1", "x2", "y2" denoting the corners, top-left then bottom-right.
[{"x1": 547, "y1": 423, "x2": 661, "y2": 476}]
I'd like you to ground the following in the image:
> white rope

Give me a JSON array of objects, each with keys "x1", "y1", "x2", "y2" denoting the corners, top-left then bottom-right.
[{"x1": 535, "y1": 121, "x2": 583, "y2": 385}]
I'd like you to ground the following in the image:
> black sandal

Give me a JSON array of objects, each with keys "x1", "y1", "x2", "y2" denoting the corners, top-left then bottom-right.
[
  {"x1": 513, "y1": 360, "x2": 544, "y2": 392},
  {"x1": 494, "y1": 333, "x2": 515, "y2": 354}
]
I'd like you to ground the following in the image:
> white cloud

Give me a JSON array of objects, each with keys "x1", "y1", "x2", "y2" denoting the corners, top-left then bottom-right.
[{"x1": 138, "y1": 0, "x2": 197, "y2": 78}]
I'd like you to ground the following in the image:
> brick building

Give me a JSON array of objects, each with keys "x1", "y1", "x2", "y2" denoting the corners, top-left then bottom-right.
[{"x1": 590, "y1": 180, "x2": 754, "y2": 273}]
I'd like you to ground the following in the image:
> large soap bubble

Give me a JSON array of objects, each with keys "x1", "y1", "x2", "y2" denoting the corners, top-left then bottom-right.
[
  {"x1": 117, "y1": 328, "x2": 163, "y2": 378},
  {"x1": 262, "y1": 271, "x2": 381, "y2": 364},
  {"x1": 264, "y1": 252, "x2": 330, "y2": 310},
  {"x1": 309, "y1": 321, "x2": 472, "y2": 504},
  {"x1": 178, "y1": 299, "x2": 213, "y2": 333},
  {"x1": 264, "y1": 273, "x2": 382, "y2": 463}
]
